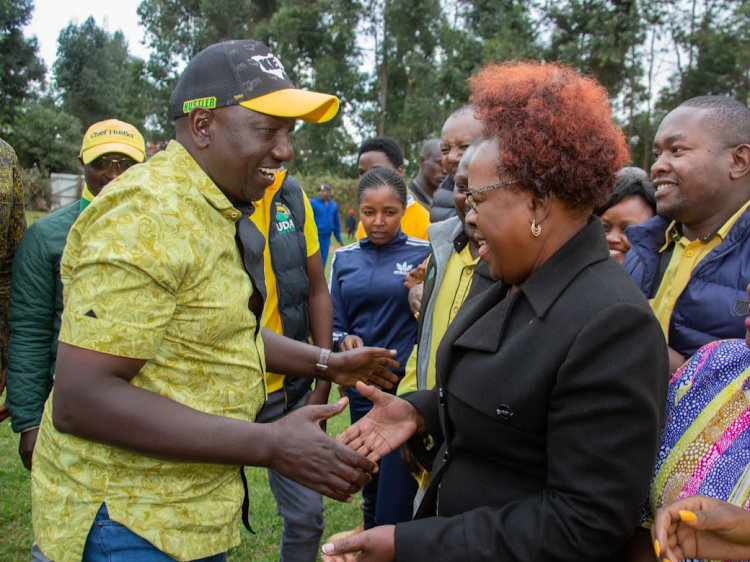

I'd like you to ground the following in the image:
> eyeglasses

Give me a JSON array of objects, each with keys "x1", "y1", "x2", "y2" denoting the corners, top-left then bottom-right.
[
  {"x1": 465, "y1": 179, "x2": 519, "y2": 212},
  {"x1": 89, "y1": 156, "x2": 138, "y2": 173}
]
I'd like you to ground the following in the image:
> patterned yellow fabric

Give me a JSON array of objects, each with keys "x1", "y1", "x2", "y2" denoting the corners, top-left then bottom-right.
[
  {"x1": 650, "y1": 199, "x2": 750, "y2": 340},
  {"x1": 31, "y1": 141, "x2": 266, "y2": 562},
  {"x1": 252, "y1": 169, "x2": 320, "y2": 394},
  {"x1": 0, "y1": 138, "x2": 27, "y2": 368}
]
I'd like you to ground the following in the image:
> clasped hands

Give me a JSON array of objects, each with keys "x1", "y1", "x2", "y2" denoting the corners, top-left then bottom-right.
[{"x1": 321, "y1": 382, "x2": 426, "y2": 562}]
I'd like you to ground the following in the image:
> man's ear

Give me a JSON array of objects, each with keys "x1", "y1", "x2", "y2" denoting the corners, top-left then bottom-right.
[
  {"x1": 730, "y1": 144, "x2": 750, "y2": 180},
  {"x1": 187, "y1": 108, "x2": 214, "y2": 150},
  {"x1": 397, "y1": 165, "x2": 405, "y2": 176}
]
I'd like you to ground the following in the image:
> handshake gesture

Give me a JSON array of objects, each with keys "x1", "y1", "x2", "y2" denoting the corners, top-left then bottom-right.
[{"x1": 287, "y1": 382, "x2": 426, "y2": 562}]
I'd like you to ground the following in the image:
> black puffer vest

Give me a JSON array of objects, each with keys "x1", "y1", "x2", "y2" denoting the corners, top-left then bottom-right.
[{"x1": 268, "y1": 174, "x2": 313, "y2": 409}]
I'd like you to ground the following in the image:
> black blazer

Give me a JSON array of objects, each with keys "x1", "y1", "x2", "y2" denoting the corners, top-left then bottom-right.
[{"x1": 396, "y1": 217, "x2": 669, "y2": 562}]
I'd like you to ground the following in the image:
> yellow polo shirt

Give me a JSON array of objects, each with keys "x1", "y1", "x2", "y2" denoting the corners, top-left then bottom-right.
[
  {"x1": 398, "y1": 244, "x2": 479, "y2": 395},
  {"x1": 356, "y1": 196, "x2": 431, "y2": 241},
  {"x1": 251, "y1": 169, "x2": 320, "y2": 394},
  {"x1": 31, "y1": 141, "x2": 266, "y2": 562},
  {"x1": 650, "y1": 199, "x2": 750, "y2": 340}
]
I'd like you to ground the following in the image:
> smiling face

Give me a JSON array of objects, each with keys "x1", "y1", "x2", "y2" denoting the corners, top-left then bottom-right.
[
  {"x1": 440, "y1": 112, "x2": 483, "y2": 182},
  {"x1": 651, "y1": 107, "x2": 736, "y2": 227},
  {"x1": 359, "y1": 184, "x2": 405, "y2": 245},
  {"x1": 600, "y1": 195, "x2": 655, "y2": 264},
  {"x1": 198, "y1": 105, "x2": 295, "y2": 203},
  {"x1": 467, "y1": 140, "x2": 536, "y2": 284}
]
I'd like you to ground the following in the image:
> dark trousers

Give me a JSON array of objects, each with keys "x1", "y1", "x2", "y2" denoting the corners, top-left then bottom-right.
[
  {"x1": 346, "y1": 386, "x2": 418, "y2": 529},
  {"x1": 319, "y1": 235, "x2": 331, "y2": 267}
]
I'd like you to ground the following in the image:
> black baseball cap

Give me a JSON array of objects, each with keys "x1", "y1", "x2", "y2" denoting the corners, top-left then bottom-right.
[{"x1": 170, "y1": 40, "x2": 339, "y2": 123}]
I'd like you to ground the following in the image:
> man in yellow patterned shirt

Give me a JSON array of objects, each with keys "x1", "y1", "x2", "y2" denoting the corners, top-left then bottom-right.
[{"x1": 31, "y1": 40, "x2": 398, "y2": 562}]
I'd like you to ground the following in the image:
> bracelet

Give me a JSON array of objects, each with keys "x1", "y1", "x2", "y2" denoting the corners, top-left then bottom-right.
[{"x1": 315, "y1": 348, "x2": 332, "y2": 381}]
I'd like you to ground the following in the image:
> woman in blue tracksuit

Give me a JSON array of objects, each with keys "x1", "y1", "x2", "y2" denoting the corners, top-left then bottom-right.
[{"x1": 330, "y1": 168, "x2": 430, "y2": 530}]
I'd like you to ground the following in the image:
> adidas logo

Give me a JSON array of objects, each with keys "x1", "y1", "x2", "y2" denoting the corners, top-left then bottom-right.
[{"x1": 393, "y1": 261, "x2": 413, "y2": 276}]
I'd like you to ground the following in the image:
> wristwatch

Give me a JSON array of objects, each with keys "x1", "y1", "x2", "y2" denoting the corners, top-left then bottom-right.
[{"x1": 316, "y1": 348, "x2": 332, "y2": 381}]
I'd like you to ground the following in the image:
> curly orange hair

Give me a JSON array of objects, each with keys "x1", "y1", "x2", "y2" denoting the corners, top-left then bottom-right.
[{"x1": 469, "y1": 61, "x2": 629, "y2": 211}]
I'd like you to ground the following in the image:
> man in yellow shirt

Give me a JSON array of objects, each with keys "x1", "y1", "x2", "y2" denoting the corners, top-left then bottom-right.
[
  {"x1": 30, "y1": 40, "x2": 398, "y2": 562},
  {"x1": 624, "y1": 96, "x2": 750, "y2": 374},
  {"x1": 251, "y1": 168, "x2": 332, "y2": 561},
  {"x1": 355, "y1": 137, "x2": 431, "y2": 241}
]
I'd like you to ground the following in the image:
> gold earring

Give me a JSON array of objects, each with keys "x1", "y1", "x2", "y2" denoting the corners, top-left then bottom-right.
[{"x1": 531, "y1": 220, "x2": 542, "y2": 237}]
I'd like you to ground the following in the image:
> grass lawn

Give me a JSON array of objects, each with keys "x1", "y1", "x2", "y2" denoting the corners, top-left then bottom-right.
[
  {"x1": 25, "y1": 211, "x2": 47, "y2": 226},
  {"x1": 0, "y1": 392, "x2": 362, "y2": 560}
]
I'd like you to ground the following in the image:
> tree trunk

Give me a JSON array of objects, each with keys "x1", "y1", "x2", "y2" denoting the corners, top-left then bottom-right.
[
  {"x1": 642, "y1": 26, "x2": 656, "y2": 171},
  {"x1": 377, "y1": 0, "x2": 390, "y2": 136}
]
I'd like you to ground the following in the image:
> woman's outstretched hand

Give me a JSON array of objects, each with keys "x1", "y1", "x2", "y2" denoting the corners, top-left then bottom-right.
[
  {"x1": 322, "y1": 525, "x2": 396, "y2": 562},
  {"x1": 651, "y1": 496, "x2": 750, "y2": 562},
  {"x1": 336, "y1": 382, "x2": 425, "y2": 463}
]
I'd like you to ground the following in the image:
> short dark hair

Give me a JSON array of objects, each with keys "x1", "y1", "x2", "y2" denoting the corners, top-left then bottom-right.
[
  {"x1": 595, "y1": 175, "x2": 657, "y2": 217},
  {"x1": 357, "y1": 168, "x2": 407, "y2": 207},
  {"x1": 679, "y1": 95, "x2": 750, "y2": 146},
  {"x1": 358, "y1": 137, "x2": 404, "y2": 169}
]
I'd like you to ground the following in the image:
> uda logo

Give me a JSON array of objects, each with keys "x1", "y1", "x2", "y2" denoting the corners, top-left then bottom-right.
[
  {"x1": 275, "y1": 204, "x2": 296, "y2": 235},
  {"x1": 393, "y1": 261, "x2": 413, "y2": 276}
]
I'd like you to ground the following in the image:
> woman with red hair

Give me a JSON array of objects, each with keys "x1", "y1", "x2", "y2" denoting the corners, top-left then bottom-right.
[{"x1": 321, "y1": 62, "x2": 669, "y2": 562}]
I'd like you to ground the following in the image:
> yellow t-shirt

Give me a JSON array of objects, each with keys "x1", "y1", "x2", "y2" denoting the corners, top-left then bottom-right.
[
  {"x1": 31, "y1": 141, "x2": 266, "y2": 562},
  {"x1": 251, "y1": 170, "x2": 320, "y2": 394},
  {"x1": 398, "y1": 244, "x2": 479, "y2": 395},
  {"x1": 650, "y1": 199, "x2": 750, "y2": 340},
  {"x1": 356, "y1": 196, "x2": 431, "y2": 241}
]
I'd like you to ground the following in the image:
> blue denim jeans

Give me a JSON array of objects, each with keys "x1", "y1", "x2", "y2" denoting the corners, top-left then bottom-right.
[{"x1": 82, "y1": 504, "x2": 227, "y2": 562}]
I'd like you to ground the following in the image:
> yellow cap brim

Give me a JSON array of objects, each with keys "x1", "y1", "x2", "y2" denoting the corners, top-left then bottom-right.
[
  {"x1": 240, "y1": 88, "x2": 339, "y2": 123},
  {"x1": 81, "y1": 143, "x2": 146, "y2": 164}
]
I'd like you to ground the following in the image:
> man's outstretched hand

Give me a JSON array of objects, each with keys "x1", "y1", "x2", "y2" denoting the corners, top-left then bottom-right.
[
  {"x1": 337, "y1": 382, "x2": 424, "y2": 463},
  {"x1": 328, "y1": 348, "x2": 400, "y2": 390},
  {"x1": 268, "y1": 397, "x2": 378, "y2": 503},
  {"x1": 322, "y1": 525, "x2": 397, "y2": 562}
]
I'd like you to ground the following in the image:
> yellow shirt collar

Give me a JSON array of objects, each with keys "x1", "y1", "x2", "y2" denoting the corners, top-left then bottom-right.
[{"x1": 659, "y1": 199, "x2": 750, "y2": 252}]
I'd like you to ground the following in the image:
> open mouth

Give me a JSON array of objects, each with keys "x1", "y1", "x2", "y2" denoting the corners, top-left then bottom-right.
[
  {"x1": 258, "y1": 167, "x2": 278, "y2": 181},
  {"x1": 654, "y1": 180, "x2": 678, "y2": 193}
]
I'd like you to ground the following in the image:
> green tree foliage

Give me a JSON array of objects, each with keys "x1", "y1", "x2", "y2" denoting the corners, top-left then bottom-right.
[
  {"x1": 128, "y1": 0, "x2": 750, "y2": 176},
  {"x1": 0, "y1": 0, "x2": 44, "y2": 132},
  {"x1": 9, "y1": 97, "x2": 82, "y2": 173},
  {"x1": 53, "y1": 17, "x2": 154, "y2": 132},
  {"x1": 545, "y1": 0, "x2": 645, "y2": 99}
]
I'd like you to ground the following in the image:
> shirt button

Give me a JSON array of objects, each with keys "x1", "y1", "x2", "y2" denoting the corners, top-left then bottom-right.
[
  {"x1": 230, "y1": 212, "x2": 239, "y2": 219},
  {"x1": 496, "y1": 404, "x2": 514, "y2": 420},
  {"x1": 686, "y1": 250, "x2": 694, "y2": 257},
  {"x1": 465, "y1": 269, "x2": 472, "y2": 275},
  {"x1": 453, "y1": 307, "x2": 459, "y2": 313}
]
